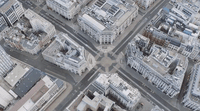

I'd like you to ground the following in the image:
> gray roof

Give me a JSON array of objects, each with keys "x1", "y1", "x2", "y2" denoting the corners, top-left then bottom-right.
[{"x1": 12, "y1": 68, "x2": 45, "y2": 98}]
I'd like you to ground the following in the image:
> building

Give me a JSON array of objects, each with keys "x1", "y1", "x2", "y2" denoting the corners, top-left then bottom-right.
[
  {"x1": 76, "y1": 91, "x2": 115, "y2": 111},
  {"x1": 0, "y1": 0, "x2": 24, "y2": 26},
  {"x1": 0, "y1": 45, "x2": 14, "y2": 77},
  {"x1": 134, "y1": 0, "x2": 156, "y2": 9},
  {"x1": 77, "y1": 0, "x2": 138, "y2": 44},
  {"x1": 4, "y1": 64, "x2": 29, "y2": 87},
  {"x1": 182, "y1": 63, "x2": 200, "y2": 111},
  {"x1": 46, "y1": 0, "x2": 91, "y2": 19},
  {"x1": 93, "y1": 73, "x2": 141, "y2": 110},
  {"x1": 42, "y1": 32, "x2": 95, "y2": 76},
  {"x1": 151, "y1": 105, "x2": 164, "y2": 111},
  {"x1": 126, "y1": 34, "x2": 188, "y2": 98},
  {"x1": 0, "y1": 86, "x2": 14, "y2": 109},
  {"x1": 145, "y1": 2, "x2": 200, "y2": 62},
  {"x1": 12, "y1": 68, "x2": 45, "y2": 98},
  {"x1": 3, "y1": 9, "x2": 56, "y2": 54},
  {"x1": 9, "y1": 75, "x2": 66, "y2": 111}
]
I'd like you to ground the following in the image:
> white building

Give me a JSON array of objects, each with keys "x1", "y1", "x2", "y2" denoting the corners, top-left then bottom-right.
[
  {"x1": 0, "y1": 86, "x2": 14, "y2": 109},
  {"x1": 46, "y1": 0, "x2": 91, "y2": 20},
  {"x1": 133, "y1": 0, "x2": 156, "y2": 9},
  {"x1": 126, "y1": 34, "x2": 188, "y2": 98},
  {"x1": 3, "y1": 9, "x2": 56, "y2": 54},
  {"x1": 182, "y1": 63, "x2": 200, "y2": 111},
  {"x1": 93, "y1": 73, "x2": 141, "y2": 110},
  {"x1": 77, "y1": 0, "x2": 138, "y2": 44},
  {"x1": 0, "y1": 0, "x2": 24, "y2": 26},
  {"x1": 9, "y1": 75, "x2": 66, "y2": 111},
  {"x1": 0, "y1": 45, "x2": 14, "y2": 77},
  {"x1": 76, "y1": 91, "x2": 115, "y2": 111},
  {"x1": 42, "y1": 32, "x2": 95, "y2": 76},
  {"x1": 146, "y1": 2, "x2": 200, "y2": 62}
]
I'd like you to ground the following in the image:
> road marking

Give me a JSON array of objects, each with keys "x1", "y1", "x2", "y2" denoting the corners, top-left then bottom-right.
[
  {"x1": 88, "y1": 67, "x2": 101, "y2": 81},
  {"x1": 150, "y1": 0, "x2": 165, "y2": 14},
  {"x1": 113, "y1": 66, "x2": 171, "y2": 111},
  {"x1": 45, "y1": 69, "x2": 66, "y2": 80}
]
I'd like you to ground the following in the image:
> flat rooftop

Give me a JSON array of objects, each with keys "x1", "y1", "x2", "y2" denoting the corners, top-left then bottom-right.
[
  {"x1": 79, "y1": 0, "x2": 138, "y2": 31},
  {"x1": 4, "y1": 64, "x2": 29, "y2": 87},
  {"x1": 12, "y1": 68, "x2": 45, "y2": 98}
]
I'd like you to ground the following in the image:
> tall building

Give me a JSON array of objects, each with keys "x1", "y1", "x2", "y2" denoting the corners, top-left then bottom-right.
[
  {"x1": 134, "y1": 0, "x2": 156, "y2": 9},
  {"x1": 182, "y1": 63, "x2": 200, "y2": 111},
  {"x1": 93, "y1": 73, "x2": 141, "y2": 110},
  {"x1": 42, "y1": 32, "x2": 95, "y2": 76},
  {"x1": 0, "y1": 45, "x2": 14, "y2": 77},
  {"x1": 126, "y1": 34, "x2": 188, "y2": 98},
  {"x1": 46, "y1": 0, "x2": 91, "y2": 20},
  {"x1": 77, "y1": 0, "x2": 138, "y2": 44},
  {"x1": 3, "y1": 9, "x2": 56, "y2": 54},
  {"x1": 0, "y1": 0, "x2": 24, "y2": 26}
]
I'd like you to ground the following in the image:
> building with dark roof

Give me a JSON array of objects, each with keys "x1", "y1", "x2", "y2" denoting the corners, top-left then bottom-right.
[
  {"x1": 9, "y1": 75, "x2": 66, "y2": 111},
  {"x1": 12, "y1": 68, "x2": 45, "y2": 98}
]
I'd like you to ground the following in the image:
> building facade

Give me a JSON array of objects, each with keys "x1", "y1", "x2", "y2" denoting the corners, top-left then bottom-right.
[
  {"x1": 77, "y1": 0, "x2": 138, "y2": 44},
  {"x1": 126, "y1": 34, "x2": 188, "y2": 98},
  {"x1": 46, "y1": 0, "x2": 91, "y2": 19},
  {"x1": 93, "y1": 73, "x2": 141, "y2": 110},
  {"x1": 0, "y1": 0, "x2": 24, "y2": 26},
  {"x1": 182, "y1": 63, "x2": 200, "y2": 111},
  {"x1": 42, "y1": 32, "x2": 94, "y2": 75},
  {"x1": 0, "y1": 45, "x2": 14, "y2": 77}
]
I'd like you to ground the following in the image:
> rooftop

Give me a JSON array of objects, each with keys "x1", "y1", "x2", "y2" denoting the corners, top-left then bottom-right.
[
  {"x1": 4, "y1": 64, "x2": 29, "y2": 87},
  {"x1": 77, "y1": 91, "x2": 115, "y2": 111},
  {"x1": 10, "y1": 79, "x2": 45, "y2": 111},
  {"x1": 79, "y1": 0, "x2": 138, "y2": 31},
  {"x1": 95, "y1": 73, "x2": 141, "y2": 103},
  {"x1": 42, "y1": 32, "x2": 85, "y2": 64},
  {"x1": 12, "y1": 68, "x2": 45, "y2": 98},
  {"x1": 127, "y1": 34, "x2": 188, "y2": 89},
  {"x1": 51, "y1": 0, "x2": 76, "y2": 9}
]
